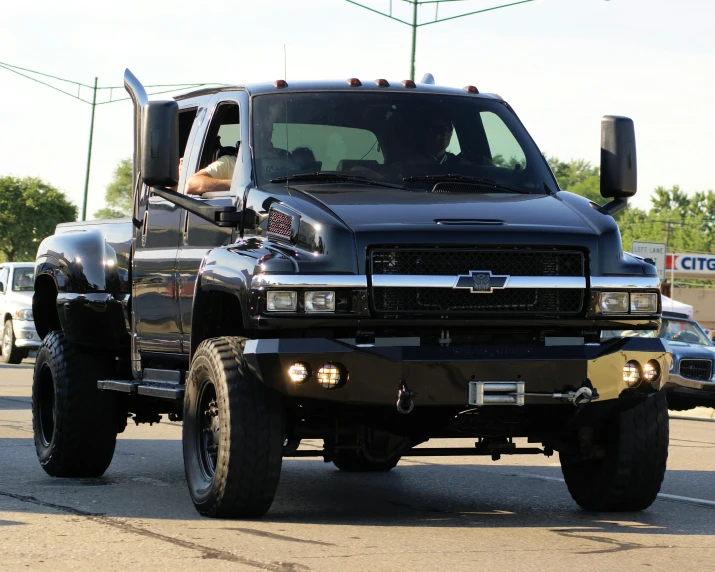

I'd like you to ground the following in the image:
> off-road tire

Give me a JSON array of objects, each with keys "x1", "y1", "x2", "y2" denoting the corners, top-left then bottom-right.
[
  {"x1": 183, "y1": 337, "x2": 283, "y2": 518},
  {"x1": 666, "y1": 393, "x2": 696, "y2": 412},
  {"x1": 2, "y1": 319, "x2": 26, "y2": 364},
  {"x1": 560, "y1": 391, "x2": 669, "y2": 511},
  {"x1": 32, "y1": 330, "x2": 119, "y2": 477},
  {"x1": 332, "y1": 450, "x2": 401, "y2": 472}
]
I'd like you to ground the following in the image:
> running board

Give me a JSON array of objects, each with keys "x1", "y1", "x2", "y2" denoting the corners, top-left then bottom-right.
[{"x1": 97, "y1": 380, "x2": 184, "y2": 400}]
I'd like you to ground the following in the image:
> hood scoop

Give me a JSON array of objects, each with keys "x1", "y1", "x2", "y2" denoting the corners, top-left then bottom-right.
[
  {"x1": 431, "y1": 182, "x2": 520, "y2": 194},
  {"x1": 436, "y1": 219, "x2": 504, "y2": 226}
]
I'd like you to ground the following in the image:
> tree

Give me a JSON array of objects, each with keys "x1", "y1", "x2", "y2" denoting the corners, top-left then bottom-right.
[
  {"x1": 0, "y1": 176, "x2": 77, "y2": 262},
  {"x1": 95, "y1": 158, "x2": 132, "y2": 219}
]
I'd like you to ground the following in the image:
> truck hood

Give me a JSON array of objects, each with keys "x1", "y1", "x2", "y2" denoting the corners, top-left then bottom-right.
[
  {"x1": 290, "y1": 186, "x2": 592, "y2": 234},
  {"x1": 3, "y1": 290, "x2": 33, "y2": 308}
]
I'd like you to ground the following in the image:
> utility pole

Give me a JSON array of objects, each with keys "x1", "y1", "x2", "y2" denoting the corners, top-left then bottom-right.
[
  {"x1": 0, "y1": 60, "x2": 216, "y2": 220},
  {"x1": 81, "y1": 78, "x2": 98, "y2": 221},
  {"x1": 346, "y1": 0, "x2": 536, "y2": 81}
]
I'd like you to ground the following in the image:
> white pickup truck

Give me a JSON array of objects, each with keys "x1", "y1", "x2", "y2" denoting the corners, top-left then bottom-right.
[{"x1": 0, "y1": 262, "x2": 41, "y2": 363}]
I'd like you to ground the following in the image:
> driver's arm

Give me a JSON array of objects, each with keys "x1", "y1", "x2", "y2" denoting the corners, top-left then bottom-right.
[
  {"x1": 186, "y1": 171, "x2": 232, "y2": 195},
  {"x1": 186, "y1": 156, "x2": 235, "y2": 195}
]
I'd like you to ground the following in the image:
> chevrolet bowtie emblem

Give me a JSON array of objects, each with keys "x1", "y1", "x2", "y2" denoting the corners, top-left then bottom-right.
[{"x1": 454, "y1": 270, "x2": 509, "y2": 293}]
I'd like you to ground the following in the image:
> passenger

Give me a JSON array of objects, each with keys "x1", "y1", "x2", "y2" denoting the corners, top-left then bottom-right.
[{"x1": 290, "y1": 147, "x2": 317, "y2": 171}]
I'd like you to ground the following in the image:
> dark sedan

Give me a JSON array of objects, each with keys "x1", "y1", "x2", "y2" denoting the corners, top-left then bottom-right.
[{"x1": 660, "y1": 313, "x2": 715, "y2": 411}]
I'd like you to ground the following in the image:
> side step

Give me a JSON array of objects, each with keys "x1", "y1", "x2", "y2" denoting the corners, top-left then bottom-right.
[{"x1": 98, "y1": 379, "x2": 184, "y2": 400}]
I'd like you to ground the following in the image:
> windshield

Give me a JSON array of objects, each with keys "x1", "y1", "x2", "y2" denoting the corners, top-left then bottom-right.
[
  {"x1": 11, "y1": 267, "x2": 34, "y2": 292},
  {"x1": 251, "y1": 92, "x2": 554, "y2": 192},
  {"x1": 659, "y1": 318, "x2": 712, "y2": 346}
]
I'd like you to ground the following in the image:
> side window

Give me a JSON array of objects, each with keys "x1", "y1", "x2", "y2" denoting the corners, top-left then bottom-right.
[
  {"x1": 0, "y1": 267, "x2": 8, "y2": 293},
  {"x1": 196, "y1": 102, "x2": 241, "y2": 181},
  {"x1": 480, "y1": 111, "x2": 526, "y2": 170}
]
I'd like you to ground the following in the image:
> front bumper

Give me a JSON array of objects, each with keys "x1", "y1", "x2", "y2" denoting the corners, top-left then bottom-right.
[
  {"x1": 13, "y1": 320, "x2": 41, "y2": 349},
  {"x1": 665, "y1": 374, "x2": 715, "y2": 406},
  {"x1": 244, "y1": 337, "x2": 671, "y2": 406}
]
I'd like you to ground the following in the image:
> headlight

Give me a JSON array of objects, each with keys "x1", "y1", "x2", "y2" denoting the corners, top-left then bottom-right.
[
  {"x1": 13, "y1": 309, "x2": 33, "y2": 321},
  {"x1": 623, "y1": 360, "x2": 642, "y2": 387},
  {"x1": 630, "y1": 293, "x2": 658, "y2": 313},
  {"x1": 305, "y1": 291, "x2": 335, "y2": 312},
  {"x1": 643, "y1": 360, "x2": 661, "y2": 383},
  {"x1": 600, "y1": 292, "x2": 629, "y2": 314},
  {"x1": 266, "y1": 291, "x2": 297, "y2": 312}
]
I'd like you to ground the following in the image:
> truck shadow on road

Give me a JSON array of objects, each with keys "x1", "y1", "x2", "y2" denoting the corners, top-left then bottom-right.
[{"x1": 1, "y1": 443, "x2": 713, "y2": 541}]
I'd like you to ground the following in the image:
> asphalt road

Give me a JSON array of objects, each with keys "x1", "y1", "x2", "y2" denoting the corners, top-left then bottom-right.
[{"x1": 1, "y1": 361, "x2": 714, "y2": 571}]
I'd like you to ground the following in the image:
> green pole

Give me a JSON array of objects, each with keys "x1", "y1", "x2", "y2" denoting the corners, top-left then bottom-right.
[
  {"x1": 81, "y1": 77, "x2": 98, "y2": 221},
  {"x1": 410, "y1": 1, "x2": 418, "y2": 80}
]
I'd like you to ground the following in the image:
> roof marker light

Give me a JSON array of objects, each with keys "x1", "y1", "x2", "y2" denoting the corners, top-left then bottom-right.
[
  {"x1": 374, "y1": 79, "x2": 390, "y2": 87},
  {"x1": 347, "y1": 78, "x2": 362, "y2": 87},
  {"x1": 401, "y1": 79, "x2": 416, "y2": 89},
  {"x1": 463, "y1": 85, "x2": 479, "y2": 94},
  {"x1": 274, "y1": 79, "x2": 288, "y2": 89}
]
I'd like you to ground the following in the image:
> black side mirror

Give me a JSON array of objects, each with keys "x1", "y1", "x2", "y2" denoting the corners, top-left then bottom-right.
[
  {"x1": 141, "y1": 100, "x2": 179, "y2": 188},
  {"x1": 600, "y1": 115, "x2": 637, "y2": 199}
]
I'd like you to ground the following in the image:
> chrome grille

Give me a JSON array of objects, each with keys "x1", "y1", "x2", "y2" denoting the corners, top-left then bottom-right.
[
  {"x1": 372, "y1": 287, "x2": 583, "y2": 315},
  {"x1": 679, "y1": 359, "x2": 712, "y2": 381},
  {"x1": 371, "y1": 249, "x2": 584, "y2": 277}
]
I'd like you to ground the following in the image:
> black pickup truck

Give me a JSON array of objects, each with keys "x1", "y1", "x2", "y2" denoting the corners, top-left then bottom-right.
[{"x1": 31, "y1": 70, "x2": 671, "y2": 518}]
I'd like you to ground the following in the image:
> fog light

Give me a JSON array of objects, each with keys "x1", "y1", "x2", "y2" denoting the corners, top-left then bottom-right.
[
  {"x1": 288, "y1": 363, "x2": 310, "y2": 383},
  {"x1": 267, "y1": 291, "x2": 297, "y2": 312},
  {"x1": 316, "y1": 363, "x2": 346, "y2": 389},
  {"x1": 600, "y1": 292, "x2": 629, "y2": 314},
  {"x1": 623, "y1": 360, "x2": 642, "y2": 387},
  {"x1": 631, "y1": 292, "x2": 659, "y2": 314},
  {"x1": 643, "y1": 360, "x2": 660, "y2": 383},
  {"x1": 305, "y1": 291, "x2": 335, "y2": 312}
]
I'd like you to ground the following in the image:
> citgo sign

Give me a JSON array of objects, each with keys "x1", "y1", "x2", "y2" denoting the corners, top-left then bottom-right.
[{"x1": 666, "y1": 253, "x2": 715, "y2": 274}]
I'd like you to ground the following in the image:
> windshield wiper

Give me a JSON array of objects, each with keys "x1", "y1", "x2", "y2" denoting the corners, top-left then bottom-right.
[
  {"x1": 402, "y1": 174, "x2": 529, "y2": 194},
  {"x1": 270, "y1": 172, "x2": 404, "y2": 189}
]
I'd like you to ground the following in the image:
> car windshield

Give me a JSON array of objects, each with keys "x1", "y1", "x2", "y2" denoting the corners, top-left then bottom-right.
[
  {"x1": 658, "y1": 318, "x2": 712, "y2": 346},
  {"x1": 251, "y1": 91, "x2": 554, "y2": 193},
  {"x1": 11, "y1": 267, "x2": 34, "y2": 292}
]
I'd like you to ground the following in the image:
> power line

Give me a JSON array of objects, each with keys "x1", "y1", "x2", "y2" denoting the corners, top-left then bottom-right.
[
  {"x1": 345, "y1": 0, "x2": 536, "y2": 80},
  {"x1": 0, "y1": 60, "x2": 222, "y2": 220}
]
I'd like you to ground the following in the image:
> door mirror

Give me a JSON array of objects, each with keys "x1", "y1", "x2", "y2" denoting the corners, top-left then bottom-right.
[
  {"x1": 0, "y1": 283, "x2": 4, "y2": 293},
  {"x1": 600, "y1": 115, "x2": 637, "y2": 198},
  {"x1": 141, "y1": 100, "x2": 179, "y2": 188}
]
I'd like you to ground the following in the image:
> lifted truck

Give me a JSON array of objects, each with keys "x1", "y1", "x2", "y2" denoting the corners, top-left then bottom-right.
[{"x1": 31, "y1": 70, "x2": 671, "y2": 518}]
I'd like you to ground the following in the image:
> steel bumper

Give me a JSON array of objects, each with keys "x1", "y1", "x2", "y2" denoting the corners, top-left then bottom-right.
[
  {"x1": 243, "y1": 337, "x2": 671, "y2": 406},
  {"x1": 13, "y1": 320, "x2": 42, "y2": 349}
]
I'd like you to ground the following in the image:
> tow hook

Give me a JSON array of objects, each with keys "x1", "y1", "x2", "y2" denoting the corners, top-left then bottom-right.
[
  {"x1": 396, "y1": 380, "x2": 418, "y2": 414},
  {"x1": 554, "y1": 379, "x2": 600, "y2": 406}
]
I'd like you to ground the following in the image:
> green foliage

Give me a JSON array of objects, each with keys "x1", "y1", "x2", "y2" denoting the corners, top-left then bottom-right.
[
  {"x1": 546, "y1": 156, "x2": 606, "y2": 208},
  {"x1": 0, "y1": 176, "x2": 77, "y2": 262},
  {"x1": 95, "y1": 158, "x2": 132, "y2": 219}
]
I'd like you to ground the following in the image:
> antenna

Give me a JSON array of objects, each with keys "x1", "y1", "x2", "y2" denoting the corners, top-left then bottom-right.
[{"x1": 283, "y1": 45, "x2": 287, "y2": 81}]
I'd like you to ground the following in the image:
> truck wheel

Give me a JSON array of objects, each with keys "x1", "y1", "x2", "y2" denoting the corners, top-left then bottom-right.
[
  {"x1": 330, "y1": 429, "x2": 403, "y2": 472},
  {"x1": 666, "y1": 394, "x2": 695, "y2": 411},
  {"x1": 2, "y1": 320, "x2": 25, "y2": 364},
  {"x1": 32, "y1": 331, "x2": 118, "y2": 477},
  {"x1": 332, "y1": 450, "x2": 401, "y2": 472},
  {"x1": 559, "y1": 391, "x2": 669, "y2": 511},
  {"x1": 183, "y1": 337, "x2": 283, "y2": 518}
]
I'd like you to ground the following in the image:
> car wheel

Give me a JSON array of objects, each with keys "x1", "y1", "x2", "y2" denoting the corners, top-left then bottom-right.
[
  {"x1": 1, "y1": 320, "x2": 25, "y2": 364},
  {"x1": 560, "y1": 391, "x2": 669, "y2": 511},
  {"x1": 183, "y1": 337, "x2": 283, "y2": 518}
]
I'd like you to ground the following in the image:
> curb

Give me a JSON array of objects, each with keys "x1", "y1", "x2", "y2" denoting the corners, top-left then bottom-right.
[{"x1": 669, "y1": 406, "x2": 715, "y2": 422}]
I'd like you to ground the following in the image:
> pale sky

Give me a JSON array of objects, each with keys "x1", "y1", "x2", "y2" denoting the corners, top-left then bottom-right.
[{"x1": 1, "y1": 0, "x2": 713, "y2": 218}]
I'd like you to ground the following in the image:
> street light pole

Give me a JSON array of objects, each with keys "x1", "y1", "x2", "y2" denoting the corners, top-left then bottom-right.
[
  {"x1": 81, "y1": 77, "x2": 98, "y2": 222},
  {"x1": 346, "y1": 0, "x2": 537, "y2": 81}
]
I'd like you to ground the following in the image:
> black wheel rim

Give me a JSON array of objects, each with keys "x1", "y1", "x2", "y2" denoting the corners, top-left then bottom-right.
[
  {"x1": 196, "y1": 380, "x2": 220, "y2": 481},
  {"x1": 37, "y1": 363, "x2": 56, "y2": 447}
]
